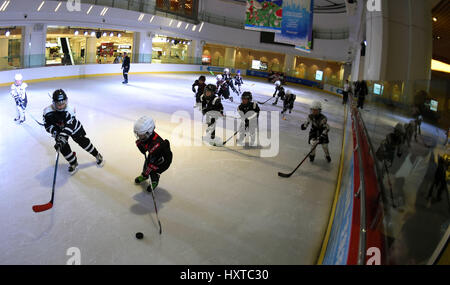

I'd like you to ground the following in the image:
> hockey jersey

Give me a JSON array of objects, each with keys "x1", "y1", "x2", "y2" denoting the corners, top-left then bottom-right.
[
  {"x1": 200, "y1": 94, "x2": 224, "y2": 116},
  {"x1": 136, "y1": 132, "x2": 173, "y2": 176},
  {"x1": 10, "y1": 83, "x2": 28, "y2": 105},
  {"x1": 43, "y1": 105, "x2": 83, "y2": 138},
  {"x1": 303, "y1": 113, "x2": 330, "y2": 143}
]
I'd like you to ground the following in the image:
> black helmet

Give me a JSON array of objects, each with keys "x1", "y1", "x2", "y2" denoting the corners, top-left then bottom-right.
[
  {"x1": 241, "y1": 91, "x2": 252, "y2": 102},
  {"x1": 199, "y1": 75, "x2": 206, "y2": 81},
  {"x1": 205, "y1": 84, "x2": 217, "y2": 94},
  {"x1": 52, "y1": 89, "x2": 68, "y2": 103}
]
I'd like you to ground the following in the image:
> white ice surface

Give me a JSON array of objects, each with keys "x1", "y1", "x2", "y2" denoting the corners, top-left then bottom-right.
[{"x1": 0, "y1": 73, "x2": 345, "y2": 264}]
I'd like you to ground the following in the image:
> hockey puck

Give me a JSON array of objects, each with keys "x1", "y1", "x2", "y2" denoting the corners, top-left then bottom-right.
[{"x1": 135, "y1": 232, "x2": 144, "y2": 240}]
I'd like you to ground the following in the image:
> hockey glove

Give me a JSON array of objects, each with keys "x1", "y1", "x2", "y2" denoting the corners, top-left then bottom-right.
[
  {"x1": 54, "y1": 135, "x2": 68, "y2": 150},
  {"x1": 301, "y1": 124, "x2": 307, "y2": 131}
]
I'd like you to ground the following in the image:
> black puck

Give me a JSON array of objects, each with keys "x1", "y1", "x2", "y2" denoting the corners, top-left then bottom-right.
[{"x1": 135, "y1": 232, "x2": 144, "y2": 240}]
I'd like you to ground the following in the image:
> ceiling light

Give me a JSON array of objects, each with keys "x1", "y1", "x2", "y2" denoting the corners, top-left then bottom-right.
[
  {"x1": 74, "y1": 30, "x2": 79, "y2": 35},
  {"x1": 118, "y1": 33, "x2": 122, "y2": 38},
  {"x1": 110, "y1": 32, "x2": 114, "y2": 37},
  {"x1": 103, "y1": 32, "x2": 107, "y2": 37},
  {"x1": 55, "y1": 2, "x2": 62, "y2": 12},
  {"x1": 433, "y1": 17, "x2": 437, "y2": 22},
  {"x1": 5, "y1": 30, "x2": 10, "y2": 37},
  {"x1": 86, "y1": 5, "x2": 93, "y2": 14},
  {"x1": 91, "y1": 31, "x2": 96, "y2": 37}
]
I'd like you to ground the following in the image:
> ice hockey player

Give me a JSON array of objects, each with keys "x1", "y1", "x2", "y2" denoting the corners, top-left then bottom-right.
[
  {"x1": 223, "y1": 68, "x2": 238, "y2": 96},
  {"x1": 200, "y1": 84, "x2": 224, "y2": 144},
  {"x1": 216, "y1": 74, "x2": 233, "y2": 102},
  {"x1": 301, "y1": 101, "x2": 331, "y2": 163},
  {"x1": 237, "y1": 91, "x2": 260, "y2": 145},
  {"x1": 234, "y1": 70, "x2": 244, "y2": 95},
  {"x1": 272, "y1": 80, "x2": 285, "y2": 105},
  {"x1": 10, "y1": 74, "x2": 28, "y2": 124},
  {"x1": 134, "y1": 116, "x2": 173, "y2": 192},
  {"x1": 281, "y1": 89, "x2": 296, "y2": 120},
  {"x1": 43, "y1": 89, "x2": 104, "y2": 175},
  {"x1": 192, "y1": 75, "x2": 206, "y2": 109}
]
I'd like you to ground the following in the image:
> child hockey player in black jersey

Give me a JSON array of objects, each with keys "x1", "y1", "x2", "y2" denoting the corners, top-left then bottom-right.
[
  {"x1": 192, "y1": 75, "x2": 206, "y2": 109},
  {"x1": 272, "y1": 80, "x2": 285, "y2": 105},
  {"x1": 134, "y1": 116, "x2": 173, "y2": 192},
  {"x1": 281, "y1": 90, "x2": 296, "y2": 120},
  {"x1": 233, "y1": 70, "x2": 244, "y2": 96},
  {"x1": 237, "y1": 91, "x2": 260, "y2": 145},
  {"x1": 43, "y1": 89, "x2": 104, "y2": 175},
  {"x1": 200, "y1": 84, "x2": 224, "y2": 144},
  {"x1": 223, "y1": 68, "x2": 238, "y2": 96},
  {"x1": 300, "y1": 101, "x2": 331, "y2": 163},
  {"x1": 216, "y1": 74, "x2": 233, "y2": 102},
  {"x1": 10, "y1": 74, "x2": 28, "y2": 124}
]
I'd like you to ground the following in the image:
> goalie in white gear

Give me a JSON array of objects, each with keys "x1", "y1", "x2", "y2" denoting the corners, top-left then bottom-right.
[
  {"x1": 300, "y1": 101, "x2": 331, "y2": 163},
  {"x1": 10, "y1": 74, "x2": 28, "y2": 124}
]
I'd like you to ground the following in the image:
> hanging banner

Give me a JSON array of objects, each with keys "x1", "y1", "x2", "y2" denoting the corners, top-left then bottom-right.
[
  {"x1": 275, "y1": 0, "x2": 314, "y2": 47},
  {"x1": 245, "y1": 0, "x2": 283, "y2": 33}
]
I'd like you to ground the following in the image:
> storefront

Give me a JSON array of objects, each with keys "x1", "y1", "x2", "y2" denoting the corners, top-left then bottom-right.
[
  {"x1": 151, "y1": 34, "x2": 191, "y2": 64},
  {"x1": 46, "y1": 26, "x2": 134, "y2": 66},
  {"x1": 294, "y1": 56, "x2": 344, "y2": 86},
  {"x1": 0, "y1": 27, "x2": 22, "y2": 70}
]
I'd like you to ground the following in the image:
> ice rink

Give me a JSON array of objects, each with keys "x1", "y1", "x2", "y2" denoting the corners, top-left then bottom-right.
[{"x1": 0, "y1": 73, "x2": 345, "y2": 264}]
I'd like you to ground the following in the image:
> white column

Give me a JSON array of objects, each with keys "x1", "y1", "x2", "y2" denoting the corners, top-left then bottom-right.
[
  {"x1": 190, "y1": 40, "x2": 204, "y2": 65},
  {"x1": 284, "y1": 54, "x2": 296, "y2": 75},
  {"x1": 86, "y1": 37, "x2": 97, "y2": 64},
  {"x1": 224, "y1": 47, "x2": 236, "y2": 68},
  {"x1": 133, "y1": 31, "x2": 152, "y2": 63},
  {"x1": 22, "y1": 24, "x2": 47, "y2": 68}
]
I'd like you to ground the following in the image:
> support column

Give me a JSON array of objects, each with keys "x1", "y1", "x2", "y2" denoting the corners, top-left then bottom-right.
[
  {"x1": 224, "y1": 47, "x2": 236, "y2": 68},
  {"x1": 190, "y1": 39, "x2": 204, "y2": 65},
  {"x1": 86, "y1": 37, "x2": 97, "y2": 64},
  {"x1": 22, "y1": 24, "x2": 46, "y2": 68},
  {"x1": 132, "y1": 31, "x2": 152, "y2": 63},
  {"x1": 284, "y1": 54, "x2": 297, "y2": 76}
]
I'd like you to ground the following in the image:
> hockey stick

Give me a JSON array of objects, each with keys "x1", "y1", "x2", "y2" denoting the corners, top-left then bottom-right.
[
  {"x1": 257, "y1": 97, "x2": 274, "y2": 105},
  {"x1": 209, "y1": 71, "x2": 215, "y2": 76},
  {"x1": 144, "y1": 154, "x2": 162, "y2": 235},
  {"x1": 222, "y1": 130, "x2": 239, "y2": 146},
  {"x1": 33, "y1": 149, "x2": 60, "y2": 212},
  {"x1": 24, "y1": 109, "x2": 45, "y2": 126},
  {"x1": 278, "y1": 142, "x2": 320, "y2": 178}
]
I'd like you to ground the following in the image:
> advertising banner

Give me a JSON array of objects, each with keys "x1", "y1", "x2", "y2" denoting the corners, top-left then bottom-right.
[{"x1": 245, "y1": 0, "x2": 283, "y2": 33}]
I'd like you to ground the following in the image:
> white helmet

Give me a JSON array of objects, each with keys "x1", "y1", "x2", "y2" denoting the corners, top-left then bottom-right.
[
  {"x1": 286, "y1": 89, "x2": 292, "y2": 95},
  {"x1": 15, "y1": 74, "x2": 23, "y2": 81},
  {"x1": 311, "y1": 101, "x2": 322, "y2": 110},
  {"x1": 134, "y1": 116, "x2": 155, "y2": 141},
  {"x1": 275, "y1": 80, "x2": 281, "y2": 86},
  {"x1": 224, "y1": 68, "x2": 230, "y2": 74},
  {"x1": 216, "y1": 74, "x2": 223, "y2": 81}
]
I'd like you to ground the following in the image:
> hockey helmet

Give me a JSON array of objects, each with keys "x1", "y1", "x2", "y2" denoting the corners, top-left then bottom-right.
[{"x1": 134, "y1": 116, "x2": 155, "y2": 141}]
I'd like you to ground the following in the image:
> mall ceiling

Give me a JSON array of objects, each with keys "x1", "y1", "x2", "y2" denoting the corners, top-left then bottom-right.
[{"x1": 432, "y1": 0, "x2": 450, "y2": 63}]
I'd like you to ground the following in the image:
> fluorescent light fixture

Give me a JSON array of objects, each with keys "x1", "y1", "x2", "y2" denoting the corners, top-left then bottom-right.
[
  {"x1": 431, "y1": 59, "x2": 450, "y2": 74},
  {"x1": 169, "y1": 19, "x2": 173, "y2": 26},
  {"x1": 199, "y1": 22, "x2": 204, "y2": 32},
  {"x1": 177, "y1": 21, "x2": 182, "y2": 28},
  {"x1": 86, "y1": 5, "x2": 93, "y2": 14},
  {"x1": 103, "y1": 32, "x2": 107, "y2": 37},
  {"x1": 192, "y1": 25, "x2": 197, "y2": 31},
  {"x1": 100, "y1": 7, "x2": 108, "y2": 16},
  {"x1": 91, "y1": 31, "x2": 96, "y2": 37},
  {"x1": 187, "y1": 41, "x2": 191, "y2": 45},
  {"x1": 55, "y1": 2, "x2": 62, "y2": 12},
  {"x1": 37, "y1": 1, "x2": 45, "y2": 11},
  {"x1": 118, "y1": 33, "x2": 122, "y2": 38},
  {"x1": 84, "y1": 31, "x2": 88, "y2": 36},
  {"x1": 0, "y1": 0, "x2": 10, "y2": 12},
  {"x1": 110, "y1": 32, "x2": 114, "y2": 37},
  {"x1": 138, "y1": 13, "x2": 145, "y2": 21},
  {"x1": 5, "y1": 30, "x2": 10, "y2": 37},
  {"x1": 150, "y1": 15, "x2": 155, "y2": 23},
  {"x1": 171, "y1": 40, "x2": 175, "y2": 44},
  {"x1": 74, "y1": 30, "x2": 79, "y2": 35},
  {"x1": 185, "y1": 23, "x2": 189, "y2": 30}
]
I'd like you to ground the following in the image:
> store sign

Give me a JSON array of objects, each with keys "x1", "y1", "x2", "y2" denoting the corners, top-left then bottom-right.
[
  {"x1": 430, "y1": 100, "x2": 438, "y2": 112},
  {"x1": 202, "y1": 55, "x2": 211, "y2": 64},
  {"x1": 245, "y1": 0, "x2": 283, "y2": 33},
  {"x1": 46, "y1": 42, "x2": 58, "y2": 48},
  {"x1": 252, "y1": 60, "x2": 261, "y2": 70},
  {"x1": 315, "y1": 70, "x2": 323, "y2": 81},
  {"x1": 373, "y1": 83, "x2": 384, "y2": 95},
  {"x1": 118, "y1": 45, "x2": 131, "y2": 49}
]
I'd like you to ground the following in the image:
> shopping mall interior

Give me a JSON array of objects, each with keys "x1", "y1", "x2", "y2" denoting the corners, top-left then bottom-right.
[{"x1": 0, "y1": 0, "x2": 448, "y2": 266}]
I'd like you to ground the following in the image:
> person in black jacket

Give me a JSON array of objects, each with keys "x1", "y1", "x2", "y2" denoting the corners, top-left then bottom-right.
[
  {"x1": 301, "y1": 101, "x2": 331, "y2": 163},
  {"x1": 192, "y1": 75, "x2": 206, "y2": 109},
  {"x1": 200, "y1": 84, "x2": 224, "y2": 144},
  {"x1": 43, "y1": 89, "x2": 104, "y2": 175},
  {"x1": 122, "y1": 52, "x2": 130, "y2": 84},
  {"x1": 357, "y1": 80, "x2": 368, "y2": 109},
  {"x1": 281, "y1": 89, "x2": 296, "y2": 120},
  {"x1": 237, "y1": 91, "x2": 260, "y2": 145},
  {"x1": 134, "y1": 116, "x2": 173, "y2": 192}
]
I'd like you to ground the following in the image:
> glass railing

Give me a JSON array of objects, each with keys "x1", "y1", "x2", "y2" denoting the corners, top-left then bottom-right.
[{"x1": 354, "y1": 79, "x2": 450, "y2": 264}]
